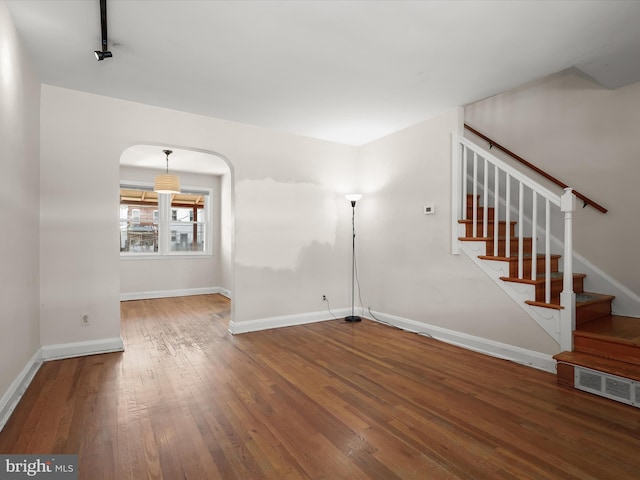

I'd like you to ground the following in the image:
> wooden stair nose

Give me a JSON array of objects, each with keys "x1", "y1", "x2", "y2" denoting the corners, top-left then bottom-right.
[
  {"x1": 553, "y1": 351, "x2": 640, "y2": 383},
  {"x1": 499, "y1": 272, "x2": 586, "y2": 286},
  {"x1": 501, "y1": 272, "x2": 586, "y2": 304},
  {"x1": 478, "y1": 254, "x2": 561, "y2": 262},
  {"x1": 524, "y1": 291, "x2": 614, "y2": 309}
]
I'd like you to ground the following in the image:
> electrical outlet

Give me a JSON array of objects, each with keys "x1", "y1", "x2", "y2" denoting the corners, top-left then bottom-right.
[
  {"x1": 81, "y1": 314, "x2": 90, "y2": 326},
  {"x1": 322, "y1": 295, "x2": 327, "y2": 302}
]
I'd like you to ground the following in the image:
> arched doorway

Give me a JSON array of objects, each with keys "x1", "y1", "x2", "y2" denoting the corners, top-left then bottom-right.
[{"x1": 118, "y1": 144, "x2": 234, "y2": 322}]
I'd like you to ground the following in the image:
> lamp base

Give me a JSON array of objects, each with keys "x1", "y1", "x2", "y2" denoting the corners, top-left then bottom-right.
[{"x1": 344, "y1": 315, "x2": 362, "y2": 323}]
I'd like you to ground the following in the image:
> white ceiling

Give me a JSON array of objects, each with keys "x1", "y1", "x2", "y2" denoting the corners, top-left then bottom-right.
[{"x1": 7, "y1": 0, "x2": 640, "y2": 147}]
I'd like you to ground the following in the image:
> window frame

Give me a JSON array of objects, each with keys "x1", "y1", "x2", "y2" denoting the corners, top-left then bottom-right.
[{"x1": 120, "y1": 181, "x2": 213, "y2": 258}]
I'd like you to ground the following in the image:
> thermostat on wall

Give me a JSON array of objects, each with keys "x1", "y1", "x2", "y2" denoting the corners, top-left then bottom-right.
[{"x1": 423, "y1": 204, "x2": 435, "y2": 215}]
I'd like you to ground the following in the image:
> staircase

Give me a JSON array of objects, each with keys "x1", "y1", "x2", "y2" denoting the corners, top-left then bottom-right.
[
  {"x1": 458, "y1": 210, "x2": 614, "y2": 314},
  {"x1": 452, "y1": 133, "x2": 640, "y2": 408}
]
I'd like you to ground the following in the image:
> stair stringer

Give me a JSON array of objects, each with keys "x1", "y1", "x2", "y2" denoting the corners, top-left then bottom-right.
[{"x1": 459, "y1": 239, "x2": 561, "y2": 343}]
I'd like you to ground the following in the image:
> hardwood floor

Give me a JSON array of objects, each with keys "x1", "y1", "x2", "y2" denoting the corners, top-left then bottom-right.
[{"x1": 2, "y1": 294, "x2": 640, "y2": 479}]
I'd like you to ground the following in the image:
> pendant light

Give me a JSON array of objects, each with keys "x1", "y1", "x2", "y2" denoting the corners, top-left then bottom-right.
[{"x1": 154, "y1": 149, "x2": 180, "y2": 194}]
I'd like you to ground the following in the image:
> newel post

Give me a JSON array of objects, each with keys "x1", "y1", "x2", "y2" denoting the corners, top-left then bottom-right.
[{"x1": 560, "y1": 188, "x2": 576, "y2": 351}]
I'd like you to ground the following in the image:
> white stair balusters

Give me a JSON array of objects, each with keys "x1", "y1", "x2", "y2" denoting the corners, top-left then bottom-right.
[{"x1": 451, "y1": 133, "x2": 577, "y2": 344}]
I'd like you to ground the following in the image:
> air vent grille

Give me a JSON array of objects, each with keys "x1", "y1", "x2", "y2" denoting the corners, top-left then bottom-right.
[
  {"x1": 578, "y1": 370, "x2": 602, "y2": 391},
  {"x1": 574, "y1": 367, "x2": 639, "y2": 408}
]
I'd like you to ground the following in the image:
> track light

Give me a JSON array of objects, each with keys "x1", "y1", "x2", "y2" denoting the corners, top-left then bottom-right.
[
  {"x1": 94, "y1": 50, "x2": 113, "y2": 61},
  {"x1": 94, "y1": 0, "x2": 113, "y2": 61}
]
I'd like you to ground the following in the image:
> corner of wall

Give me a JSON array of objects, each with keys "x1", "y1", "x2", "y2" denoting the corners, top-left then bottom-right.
[{"x1": 0, "y1": 350, "x2": 43, "y2": 433}]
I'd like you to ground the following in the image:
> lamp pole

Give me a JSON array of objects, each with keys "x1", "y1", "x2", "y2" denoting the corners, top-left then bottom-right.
[{"x1": 345, "y1": 194, "x2": 362, "y2": 322}]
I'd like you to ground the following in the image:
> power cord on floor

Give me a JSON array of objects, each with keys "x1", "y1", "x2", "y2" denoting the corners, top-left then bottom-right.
[{"x1": 366, "y1": 306, "x2": 434, "y2": 338}]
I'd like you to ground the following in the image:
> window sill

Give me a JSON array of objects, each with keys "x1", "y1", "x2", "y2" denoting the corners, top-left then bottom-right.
[{"x1": 120, "y1": 253, "x2": 214, "y2": 261}]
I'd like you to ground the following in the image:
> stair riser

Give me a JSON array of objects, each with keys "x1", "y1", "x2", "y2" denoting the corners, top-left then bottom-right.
[
  {"x1": 556, "y1": 363, "x2": 575, "y2": 388},
  {"x1": 577, "y1": 300, "x2": 614, "y2": 325},
  {"x1": 507, "y1": 257, "x2": 559, "y2": 278},
  {"x1": 534, "y1": 277, "x2": 584, "y2": 302},
  {"x1": 485, "y1": 238, "x2": 533, "y2": 256},
  {"x1": 574, "y1": 336, "x2": 640, "y2": 367},
  {"x1": 463, "y1": 222, "x2": 515, "y2": 238},
  {"x1": 465, "y1": 206, "x2": 495, "y2": 221}
]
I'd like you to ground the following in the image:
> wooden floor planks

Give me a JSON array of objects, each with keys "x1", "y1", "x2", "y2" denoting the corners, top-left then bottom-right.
[{"x1": 1, "y1": 294, "x2": 640, "y2": 479}]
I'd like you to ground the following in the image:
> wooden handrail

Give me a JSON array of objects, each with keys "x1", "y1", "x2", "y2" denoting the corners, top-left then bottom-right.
[{"x1": 464, "y1": 124, "x2": 607, "y2": 213}]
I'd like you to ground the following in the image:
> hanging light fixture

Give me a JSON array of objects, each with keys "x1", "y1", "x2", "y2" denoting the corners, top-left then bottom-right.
[{"x1": 154, "y1": 149, "x2": 180, "y2": 194}]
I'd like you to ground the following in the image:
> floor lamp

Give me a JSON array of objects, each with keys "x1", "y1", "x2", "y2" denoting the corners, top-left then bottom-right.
[{"x1": 345, "y1": 194, "x2": 362, "y2": 322}]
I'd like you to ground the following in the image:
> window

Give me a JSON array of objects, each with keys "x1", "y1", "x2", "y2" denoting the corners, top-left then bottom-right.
[
  {"x1": 120, "y1": 184, "x2": 212, "y2": 256},
  {"x1": 120, "y1": 188, "x2": 158, "y2": 252},
  {"x1": 169, "y1": 193, "x2": 207, "y2": 253}
]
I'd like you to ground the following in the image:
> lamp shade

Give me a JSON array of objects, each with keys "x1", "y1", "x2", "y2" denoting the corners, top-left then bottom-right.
[
  {"x1": 345, "y1": 193, "x2": 362, "y2": 202},
  {"x1": 154, "y1": 174, "x2": 180, "y2": 194}
]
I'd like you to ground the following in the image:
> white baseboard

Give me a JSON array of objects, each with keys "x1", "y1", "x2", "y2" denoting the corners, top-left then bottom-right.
[
  {"x1": 40, "y1": 337, "x2": 124, "y2": 361},
  {"x1": 228, "y1": 306, "x2": 554, "y2": 372},
  {"x1": 0, "y1": 350, "x2": 43, "y2": 433},
  {"x1": 228, "y1": 308, "x2": 350, "y2": 334},
  {"x1": 368, "y1": 310, "x2": 556, "y2": 373},
  {"x1": 1, "y1": 337, "x2": 125, "y2": 432},
  {"x1": 217, "y1": 288, "x2": 232, "y2": 299},
  {"x1": 120, "y1": 286, "x2": 230, "y2": 301}
]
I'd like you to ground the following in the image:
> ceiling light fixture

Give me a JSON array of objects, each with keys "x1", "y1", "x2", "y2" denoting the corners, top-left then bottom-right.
[
  {"x1": 94, "y1": 0, "x2": 113, "y2": 61},
  {"x1": 94, "y1": 50, "x2": 112, "y2": 61},
  {"x1": 154, "y1": 150, "x2": 181, "y2": 194}
]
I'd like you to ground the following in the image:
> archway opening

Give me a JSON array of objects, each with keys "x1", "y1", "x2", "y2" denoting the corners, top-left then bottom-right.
[{"x1": 118, "y1": 144, "x2": 234, "y2": 324}]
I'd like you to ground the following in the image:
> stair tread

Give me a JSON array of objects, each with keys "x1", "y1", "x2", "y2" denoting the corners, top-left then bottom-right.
[
  {"x1": 460, "y1": 236, "x2": 531, "y2": 240},
  {"x1": 575, "y1": 292, "x2": 616, "y2": 306},
  {"x1": 458, "y1": 219, "x2": 517, "y2": 225},
  {"x1": 478, "y1": 254, "x2": 561, "y2": 262},
  {"x1": 500, "y1": 272, "x2": 586, "y2": 285},
  {"x1": 576, "y1": 315, "x2": 640, "y2": 345},
  {"x1": 459, "y1": 236, "x2": 493, "y2": 241},
  {"x1": 525, "y1": 292, "x2": 615, "y2": 309},
  {"x1": 553, "y1": 351, "x2": 640, "y2": 382}
]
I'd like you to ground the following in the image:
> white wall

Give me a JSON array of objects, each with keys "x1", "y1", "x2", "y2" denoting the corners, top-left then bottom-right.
[
  {"x1": 358, "y1": 108, "x2": 560, "y2": 355},
  {"x1": 220, "y1": 170, "x2": 233, "y2": 296},
  {"x1": 40, "y1": 85, "x2": 358, "y2": 347},
  {"x1": 0, "y1": 0, "x2": 41, "y2": 410},
  {"x1": 465, "y1": 69, "x2": 640, "y2": 297},
  {"x1": 119, "y1": 166, "x2": 223, "y2": 298}
]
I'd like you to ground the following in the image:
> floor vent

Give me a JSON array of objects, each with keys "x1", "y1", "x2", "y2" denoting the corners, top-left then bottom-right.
[{"x1": 575, "y1": 367, "x2": 639, "y2": 408}]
